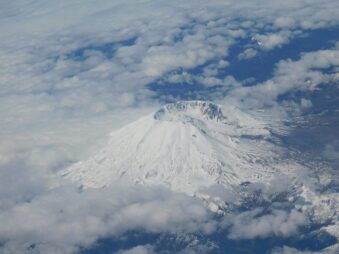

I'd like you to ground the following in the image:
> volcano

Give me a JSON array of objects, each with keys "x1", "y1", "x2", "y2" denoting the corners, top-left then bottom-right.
[{"x1": 61, "y1": 101, "x2": 293, "y2": 193}]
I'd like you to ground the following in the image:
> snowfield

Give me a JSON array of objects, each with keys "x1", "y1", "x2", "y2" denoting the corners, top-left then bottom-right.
[{"x1": 62, "y1": 101, "x2": 305, "y2": 193}]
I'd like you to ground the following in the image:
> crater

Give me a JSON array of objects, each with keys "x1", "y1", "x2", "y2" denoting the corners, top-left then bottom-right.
[{"x1": 153, "y1": 101, "x2": 227, "y2": 122}]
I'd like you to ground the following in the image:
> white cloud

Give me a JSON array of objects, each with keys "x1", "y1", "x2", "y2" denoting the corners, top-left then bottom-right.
[
  {"x1": 228, "y1": 47, "x2": 339, "y2": 109},
  {"x1": 300, "y1": 98, "x2": 313, "y2": 108},
  {"x1": 117, "y1": 245, "x2": 155, "y2": 254},
  {"x1": 1, "y1": 1, "x2": 339, "y2": 253},
  {"x1": 274, "y1": 17, "x2": 297, "y2": 29},
  {"x1": 0, "y1": 181, "x2": 215, "y2": 254},
  {"x1": 227, "y1": 208, "x2": 308, "y2": 239},
  {"x1": 1, "y1": 0, "x2": 339, "y2": 140},
  {"x1": 271, "y1": 246, "x2": 337, "y2": 254},
  {"x1": 323, "y1": 140, "x2": 339, "y2": 161},
  {"x1": 238, "y1": 48, "x2": 258, "y2": 60},
  {"x1": 254, "y1": 31, "x2": 293, "y2": 50}
]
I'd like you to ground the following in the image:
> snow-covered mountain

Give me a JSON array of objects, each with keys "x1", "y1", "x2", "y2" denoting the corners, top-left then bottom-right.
[
  {"x1": 61, "y1": 100, "x2": 338, "y2": 237},
  {"x1": 61, "y1": 101, "x2": 298, "y2": 193}
]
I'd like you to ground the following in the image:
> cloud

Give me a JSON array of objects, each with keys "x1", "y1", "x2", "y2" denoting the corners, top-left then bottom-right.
[
  {"x1": 0, "y1": 161, "x2": 49, "y2": 211},
  {"x1": 323, "y1": 140, "x2": 339, "y2": 161},
  {"x1": 141, "y1": 32, "x2": 232, "y2": 78},
  {"x1": 228, "y1": 47, "x2": 339, "y2": 109},
  {"x1": 238, "y1": 48, "x2": 258, "y2": 60},
  {"x1": 0, "y1": 181, "x2": 216, "y2": 254},
  {"x1": 1, "y1": 1, "x2": 339, "y2": 154},
  {"x1": 0, "y1": 157, "x2": 310, "y2": 254},
  {"x1": 271, "y1": 246, "x2": 337, "y2": 254},
  {"x1": 117, "y1": 245, "x2": 155, "y2": 254},
  {"x1": 226, "y1": 208, "x2": 308, "y2": 239},
  {"x1": 1, "y1": 1, "x2": 339, "y2": 253},
  {"x1": 254, "y1": 31, "x2": 293, "y2": 50},
  {"x1": 116, "y1": 243, "x2": 217, "y2": 254}
]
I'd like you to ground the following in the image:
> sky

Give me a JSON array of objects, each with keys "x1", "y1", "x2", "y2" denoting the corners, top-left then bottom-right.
[{"x1": 0, "y1": 1, "x2": 338, "y2": 253}]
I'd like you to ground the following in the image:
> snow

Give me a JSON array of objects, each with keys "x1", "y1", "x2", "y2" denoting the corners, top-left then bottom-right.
[
  {"x1": 60, "y1": 101, "x2": 338, "y2": 238},
  {"x1": 61, "y1": 101, "x2": 292, "y2": 194}
]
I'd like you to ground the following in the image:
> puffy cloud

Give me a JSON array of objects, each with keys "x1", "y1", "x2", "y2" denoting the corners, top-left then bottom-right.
[
  {"x1": 1, "y1": 1, "x2": 339, "y2": 253},
  {"x1": 1, "y1": 1, "x2": 339, "y2": 156},
  {"x1": 238, "y1": 48, "x2": 258, "y2": 60},
  {"x1": 228, "y1": 47, "x2": 339, "y2": 109},
  {"x1": 141, "y1": 32, "x2": 232, "y2": 77},
  {"x1": 0, "y1": 155, "x2": 311, "y2": 254},
  {"x1": 0, "y1": 182, "x2": 215, "y2": 254},
  {"x1": 255, "y1": 31, "x2": 293, "y2": 50},
  {"x1": 274, "y1": 17, "x2": 297, "y2": 29},
  {"x1": 226, "y1": 208, "x2": 308, "y2": 239}
]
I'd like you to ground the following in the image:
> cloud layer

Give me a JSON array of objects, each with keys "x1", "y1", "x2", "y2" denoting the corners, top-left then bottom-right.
[
  {"x1": 0, "y1": 182, "x2": 216, "y2": 253},
  {"x1": 1, "y1": 0, "x2": 339, "y2": 253}
]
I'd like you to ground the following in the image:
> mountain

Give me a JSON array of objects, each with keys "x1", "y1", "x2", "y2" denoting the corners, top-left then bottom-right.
[
  {"x1": 61, "y1": 101, "x2": 339, "y2": 241},
  {"x1": 61, "y1": 101, "x2": 296, "y2": 194}
]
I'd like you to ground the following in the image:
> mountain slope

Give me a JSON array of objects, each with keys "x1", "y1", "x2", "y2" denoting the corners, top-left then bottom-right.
[{"x1": 61, "y1": 101, "x2": 295, "y2": 193}]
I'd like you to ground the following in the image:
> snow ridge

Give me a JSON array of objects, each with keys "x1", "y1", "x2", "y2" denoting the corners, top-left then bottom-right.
[{"x1": 154, "y1": 101, "x2": 226, "y2": 122}]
